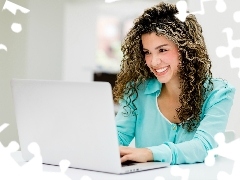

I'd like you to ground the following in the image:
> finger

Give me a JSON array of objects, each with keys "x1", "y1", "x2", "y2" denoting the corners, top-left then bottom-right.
[
  {"x1": 119, "y1": 146, "x2": 132, "y2": 156},
  {"x1": 119, "y1": 146, "x2": 130, "y2": 151},
  {"x1": 121, "y1": 155, "x2": 132, "y2": 163},
  {"x1": 120, "y1": 150, "x2": 128, "y2": 156}
]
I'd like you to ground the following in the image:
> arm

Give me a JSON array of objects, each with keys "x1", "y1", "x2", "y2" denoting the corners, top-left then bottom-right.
[
  {"x1": 116, "y1": 106, "x2": 155, "y2": 163},
  {"x1": 116, "y1": 99, "x2": 137, "y2": 146},
  {"x1": 147, "y1": 82, "x2": 235, "y2": 164}
]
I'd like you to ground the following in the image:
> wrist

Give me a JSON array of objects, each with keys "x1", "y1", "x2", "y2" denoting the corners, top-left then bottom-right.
[{"x1": 145, "y1": 148, "x2": 153, "y2": 161}]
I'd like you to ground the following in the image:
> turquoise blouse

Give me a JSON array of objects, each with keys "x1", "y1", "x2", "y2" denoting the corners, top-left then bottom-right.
[{"x1": 116, "y1": 78, "x2": 235, "y2": 165}]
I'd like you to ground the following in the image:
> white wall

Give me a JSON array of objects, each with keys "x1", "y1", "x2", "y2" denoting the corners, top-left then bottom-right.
[
  {"x1": 26, "y1": 0, "x2": 64, "y2": 80},
  {"x1": 63, "y1": 1, "x2": 97, "y2": 82},
  {"x1": 0, "y1": 0, "x2": 65, "y2": 146},
  {"x1": 0, "y1": 0, "x2": 28, "y2": 146}
]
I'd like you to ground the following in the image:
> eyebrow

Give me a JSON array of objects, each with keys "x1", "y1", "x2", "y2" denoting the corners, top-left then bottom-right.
[{"x1": 143, "y1": 44, "x2": 169, "y2": 51}]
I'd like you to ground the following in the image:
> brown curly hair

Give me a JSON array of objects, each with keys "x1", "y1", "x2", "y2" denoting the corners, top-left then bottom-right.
[{"x1": 113, "y1": 2, "x2": 213, "y2": 132}]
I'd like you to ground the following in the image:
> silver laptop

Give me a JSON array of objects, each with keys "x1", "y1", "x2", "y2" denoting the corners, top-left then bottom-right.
[{"x1": 11, "y1": 79, "x2": 169, "y2": 174}]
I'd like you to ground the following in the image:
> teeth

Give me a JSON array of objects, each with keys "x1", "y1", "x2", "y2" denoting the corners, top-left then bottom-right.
[{"x1": 156, "y1": 66, "x2": 168, "y2": 73}]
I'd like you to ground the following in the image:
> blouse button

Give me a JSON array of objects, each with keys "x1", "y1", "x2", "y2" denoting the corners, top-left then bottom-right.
[{"x1": 172, "y1": 125, "x2": 177, "y2": 131}]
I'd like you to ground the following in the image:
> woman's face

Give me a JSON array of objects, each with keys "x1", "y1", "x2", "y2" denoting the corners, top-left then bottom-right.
[{"x1": 142, "y1": 32, "x2": 180, "y2": 84}]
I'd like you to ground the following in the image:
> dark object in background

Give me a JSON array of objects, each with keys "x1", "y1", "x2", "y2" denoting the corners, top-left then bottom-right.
[{"x1": 94, "y1": 72, "x2": 117, "y2": 89}]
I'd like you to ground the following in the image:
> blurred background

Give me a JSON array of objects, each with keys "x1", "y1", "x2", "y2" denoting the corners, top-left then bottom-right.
[{"x1": 0, "y1": 0, "x2": 239, "y2": 146}]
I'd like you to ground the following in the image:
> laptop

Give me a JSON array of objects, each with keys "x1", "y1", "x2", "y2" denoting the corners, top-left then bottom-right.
[{"x1": 11, "y1": 79, "x2": 169, "y2": 174}]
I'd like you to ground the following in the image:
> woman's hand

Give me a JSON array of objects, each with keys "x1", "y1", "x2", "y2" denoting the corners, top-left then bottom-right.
[{"x1": 119, "y1": 146, "x2": 153, "y2": 163}]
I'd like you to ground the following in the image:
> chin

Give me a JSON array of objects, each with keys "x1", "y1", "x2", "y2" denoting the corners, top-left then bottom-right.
[{"x1": 156, "y1": 76, "x2": 170, "y2": 84}]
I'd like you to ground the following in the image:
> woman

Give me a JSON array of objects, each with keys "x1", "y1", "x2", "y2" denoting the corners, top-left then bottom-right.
[{"x1": 113, "y1": 2, "x2": 235, "y2": 165}]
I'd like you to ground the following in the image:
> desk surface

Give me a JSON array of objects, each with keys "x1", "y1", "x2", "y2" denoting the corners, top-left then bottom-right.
[{"x1": 12, "y1": 151, "x2": 234, "y2": 180}]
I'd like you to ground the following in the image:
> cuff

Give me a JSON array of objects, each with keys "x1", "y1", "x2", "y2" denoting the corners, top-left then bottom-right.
[{"x1": 147, "y1": 144, "x2": 172, "y2": 163}]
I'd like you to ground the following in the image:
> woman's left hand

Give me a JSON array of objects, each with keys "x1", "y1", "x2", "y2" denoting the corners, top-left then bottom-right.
[{"x1": 119, "y1": 146, "x2": 153, "y2": 163}]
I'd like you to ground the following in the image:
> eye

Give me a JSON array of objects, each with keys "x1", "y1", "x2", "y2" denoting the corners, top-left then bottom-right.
[
  {"x1": 143, "y1": 51, "x2": 150, "y2": 55},
  {"x1": 159, "y1": 48, "x2": 167, "y2": 53}
]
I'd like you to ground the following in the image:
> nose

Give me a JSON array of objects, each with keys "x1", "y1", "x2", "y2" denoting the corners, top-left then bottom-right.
[{"x1": 151, "y1": 54, "x2": 162, "y2": 66}]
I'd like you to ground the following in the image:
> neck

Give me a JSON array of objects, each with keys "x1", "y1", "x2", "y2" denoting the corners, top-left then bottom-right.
[{"x1": 161, "y1": 80, "x2": 181, "y2": 99}]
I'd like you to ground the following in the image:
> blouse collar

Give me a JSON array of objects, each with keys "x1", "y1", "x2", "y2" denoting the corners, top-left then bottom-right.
[{"x1": 144, "y1": 78, "x2": 162, "y2": 95}]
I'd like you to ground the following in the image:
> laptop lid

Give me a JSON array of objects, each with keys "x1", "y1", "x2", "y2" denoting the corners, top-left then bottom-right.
[{"x1": 11, "y1": 79, "x2": 169, "y2": 174}]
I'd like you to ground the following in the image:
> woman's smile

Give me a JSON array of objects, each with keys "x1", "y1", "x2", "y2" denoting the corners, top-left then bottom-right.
[{"x1": 155, "y1": 65, "x2": 170, "y2": 75}]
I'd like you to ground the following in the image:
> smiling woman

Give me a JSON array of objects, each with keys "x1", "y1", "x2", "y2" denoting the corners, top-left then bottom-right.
[{"x1": 113, "y1": 2, "x2": 235, "y2": 165}]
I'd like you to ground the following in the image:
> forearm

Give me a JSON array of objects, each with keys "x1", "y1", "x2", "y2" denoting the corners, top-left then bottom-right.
[{"x1": 147, "y1": 138, "x2": 208, "y2": 165}]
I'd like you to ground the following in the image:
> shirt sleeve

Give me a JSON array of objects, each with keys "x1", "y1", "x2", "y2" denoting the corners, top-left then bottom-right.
[
  {"x1": 147, "y1": 82, "x2": 235, "y2": 165},
  {"x1": 115, "y1": 98, "x2": 137, "y2": 146}
]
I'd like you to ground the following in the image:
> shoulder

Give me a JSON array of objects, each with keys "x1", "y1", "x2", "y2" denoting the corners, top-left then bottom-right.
[
  {"x1": 204, "y1": 78, "x2": 235, "y2": 107},
  {"x1": 209, "y1": 78, "x2": 235, "y2": 96},
  {"x1": 211, "y1": 78, "x2": 235, "y2": 90}
]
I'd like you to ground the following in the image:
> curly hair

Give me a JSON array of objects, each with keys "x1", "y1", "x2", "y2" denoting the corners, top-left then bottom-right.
[{"x1": 113, "y1": 2, "x2": 213, "y2": 132}]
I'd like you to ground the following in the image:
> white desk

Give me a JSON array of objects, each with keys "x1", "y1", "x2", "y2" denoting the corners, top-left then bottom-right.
[{"x1": 12, "y1": 151, "x2": 234, "y2": 180}]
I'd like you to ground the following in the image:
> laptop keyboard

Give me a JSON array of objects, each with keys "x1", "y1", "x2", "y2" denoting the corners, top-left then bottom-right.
[{"x1": 121, "y1": 160, "x2": 136, "y2": 167}]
